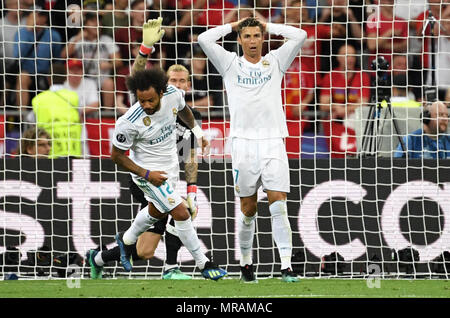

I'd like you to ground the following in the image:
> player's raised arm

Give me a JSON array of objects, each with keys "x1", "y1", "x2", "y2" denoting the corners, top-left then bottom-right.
[
  {"x1": 266, "y1": 23, "x2": 307, "y2": 73},
  {"x1": 197, "y1": 24, "x2": 236, "y2": 75},
  {"x1": 131, "y1": 17, "x2": 165, "y2": 75}
]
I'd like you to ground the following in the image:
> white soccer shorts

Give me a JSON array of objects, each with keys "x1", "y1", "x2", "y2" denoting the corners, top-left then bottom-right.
[
  {"x1": 132, "y1": 166, "x2": 183, "y2": 213},
  {"x1": 231, "y1": 137, "x2": 290, "y2": 197}
]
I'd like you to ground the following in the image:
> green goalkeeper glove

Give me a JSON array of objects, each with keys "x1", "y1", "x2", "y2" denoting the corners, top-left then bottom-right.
[{"x1": 142, "y1": 17, "x2": 165, "y2": 49}]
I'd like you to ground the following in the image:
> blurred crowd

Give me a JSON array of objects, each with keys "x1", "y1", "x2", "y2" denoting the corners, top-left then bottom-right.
[{"x1": 0, "y1": 0, "x2": 449, "y2": 158}]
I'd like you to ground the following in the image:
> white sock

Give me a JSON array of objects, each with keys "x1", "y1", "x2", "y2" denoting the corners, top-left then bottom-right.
[
  {"x1": 174, "y1": 218, "x2": 209, "y2": 270},
  {"x1": 94, "y1": 251, "x2": 105, "y2": 266},
  {"x1": 123, "y1": 206, "x2": 160, "y2": 245},
  {"x1": 269, "y1": 200, "x2": 292, "y2": 270},
  {"x1": 164, "y1": 263, "x2": 179, "y2": 272},
  {"x1": 238, "y1": 212, "x2": 256, "y2": 267}
]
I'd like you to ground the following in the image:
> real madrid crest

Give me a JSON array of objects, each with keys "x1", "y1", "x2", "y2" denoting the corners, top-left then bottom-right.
[
  {"x1": 168, "y1": 197, "x2": 175, "y2": 205},
  {"x1": 172, "y1": 108, "x2": 178, "y2": 116},
  {"x1": 262, "y1": 60, "x2": 270, "y2": 68},
  {"x1": 235, "y1": 185, "x2": 240, "y2": 193},
  {"x1": 143, "y1": 116, "x2": 151, "y2": 126}
]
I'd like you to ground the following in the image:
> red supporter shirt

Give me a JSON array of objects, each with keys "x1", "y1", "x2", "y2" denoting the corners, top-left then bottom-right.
[
  {"x1": 320, "y1": 68, "x2": 371, "y2": 105},
  {"x1": 167, "y1": 0, "x2": 192, "y2": 7},
  {"x1": 366, "y1": 11, "x2": 408, "y2": 66},
  {"x1": 282, "y1": 57, "x2": 315, "y2": 120},
  {"x1": 115, "y1": 27, "x2": 142, "y2": 63},
  {"x1": 300, "y1": 24, "x2": 331, "y2": 83},
  {"x1": 197, "y1": 1, "x2": 235, "y2": 26}
]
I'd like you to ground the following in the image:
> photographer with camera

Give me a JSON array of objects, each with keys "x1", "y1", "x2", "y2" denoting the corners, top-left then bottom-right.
[{"x1": 394, "y1": 101, "x2": 450, "y2": 159}]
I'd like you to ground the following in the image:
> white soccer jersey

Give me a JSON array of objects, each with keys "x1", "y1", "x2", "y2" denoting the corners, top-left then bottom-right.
[
  {"x1": 112, "y1": 85, "x2": 186, "y2": 173},
  {"x1": 198, "y1": 23, "x2": 307, "y2": 139}
]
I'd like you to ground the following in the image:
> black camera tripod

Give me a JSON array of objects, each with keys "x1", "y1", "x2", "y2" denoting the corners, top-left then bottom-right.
[
  {"x1": 360, "y1": 57, "x2": 406, "y2": 156},
  {"x1": 421, "y1": 8, "x2": 448, "y2": 102}
]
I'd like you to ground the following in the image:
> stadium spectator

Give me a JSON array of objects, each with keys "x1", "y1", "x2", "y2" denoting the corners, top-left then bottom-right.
[
  {"x1": 283, "y1": 60, "x2": 315, "y2": 121},
  {"x1": 13, "y1": 4, "x2": 62, "y2": 111},
  {"x1": 390, "y1": 74, "x2": 421, "y2": 108},
  {"x1": 49, "y1": 0, "x2": 84, "y2": 42},
  {"x1": 101, "y1": 0, "x2": 130, "y2": 38},
  {"x1": 254, "y1": 0, "x2": 283, "y2": 22},
  {"x1": 146, "y1": 1, "x2": 192, "y2": 68},
  {"x1": 279, "y1": 0, "x2": 332, "y2": 85},
  {"x1": 392, "y1": 54, "x2": 408, "y2": 76},
  {"x1": 319, "y1": 0, "x2": 363, "y2": 71},
  {"x1": 365, "y1": 0, "x2": 408, "y2": 71},
  {"x1": 63, "y1": 59, "x2": 99, "y2": 119},
  {"x1": 392, "y1": 55, "x2": 418, "y2": 101},
  {"x1": 224, "y1": 4, "x2": 263, "y2": 25},
  {"x1": 394, "y1": 101, "x2": 450, "y2": 159},
  {"x1": 415, "y1": 0, "x2": 450, "y2": 101},
  {"x1": 319, "y1": 44, "x2": 371, "y2": 123},
  {"x1": 19, "y1": 126, "x2": 51, "y2": 158},
  {"x1": 0, "y1": 0, "x2": 27, "y2": 98},
  {"x1": 197, "y1": 0, "x2": 235, "y2": 26},
  {"x1": 115, "y1": 0, "x2": 147, "y2": 63},
  {"x1": 61, "y1": 12, "x2": 122, "y2": 109},
  {"x1": 185, "y1": 45, "x2": 223, "y2": 114},
  {"x1": 282, "y1": 53, "x2": 315, "y2": 157},
  {"x1": 166, "y1": 0, "x2": 235, "y2": 65},
  {"x1": 31, "y1": 63, "x2": 82, "y2": 158},
  {"x1": 319, "y1": 44, "x2": 370, "y2": 157}
]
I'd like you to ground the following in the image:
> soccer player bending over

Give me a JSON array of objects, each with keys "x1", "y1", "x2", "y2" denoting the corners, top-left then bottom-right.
[
  {"x1": 87, "y1": 18, "x2": 226, "y2": 281},
  {"x1": 86, "y1": 65, "x2": 202, "y2": 280},
  {"x1": 198, "y1": 17, "x2": 307, "y2": 282}
]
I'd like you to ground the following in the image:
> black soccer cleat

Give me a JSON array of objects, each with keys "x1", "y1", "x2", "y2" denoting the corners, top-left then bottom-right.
[{"x1": 240, "y1": 264, "x2": 257, "y2": 283}]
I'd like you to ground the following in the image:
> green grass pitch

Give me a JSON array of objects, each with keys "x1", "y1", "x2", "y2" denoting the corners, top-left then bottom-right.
[{"x1": 0, "y1": 278, "x2": 449, "y2": 298}]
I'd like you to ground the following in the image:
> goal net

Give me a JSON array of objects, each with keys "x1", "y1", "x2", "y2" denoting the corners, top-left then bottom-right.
[{"x1": 1, "y1": 0, "x2": 449, "y2": 280}]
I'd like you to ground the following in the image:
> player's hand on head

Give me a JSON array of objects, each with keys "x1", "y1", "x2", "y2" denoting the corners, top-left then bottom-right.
[
  {"x1": 147, "y1": 170, "x2": 168, "y2": 186},
  {"x1": 143, "y1": 17, "x2": 165, "y2": 48},
  {"x1": 231, "y1": 18, "x2": 246, "y2": 31},
  {"x1": 254, "y1": 16, "x2": 267, "y2": 31}
]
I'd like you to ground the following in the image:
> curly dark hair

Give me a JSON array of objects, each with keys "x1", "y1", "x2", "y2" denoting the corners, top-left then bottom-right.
[
  {"x1": 126, "y1": 68, "x2": 168, "y2": 97},
  {"x1": 237, "y1": 17, "x2": 264, "y2": 37}
]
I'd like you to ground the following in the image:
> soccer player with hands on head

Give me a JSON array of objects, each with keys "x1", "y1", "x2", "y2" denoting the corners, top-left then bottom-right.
[
  {"x1": 86, "y1": 17, "x2": 226, "y2": 281},
  {"x1": 198, "y1": 16, "x2": 307, "y2": 282}
]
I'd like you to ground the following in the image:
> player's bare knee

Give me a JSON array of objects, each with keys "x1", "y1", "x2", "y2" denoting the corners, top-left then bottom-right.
[
  {"x1": 137, "y1": 248, "x2": 154, "y2": 260},
  {"x1": 148, "y1": 203, "x2": 166, "y2": 219},
  {"x1": 240, "y1": 198, "x2": 257, "y2": 216},
  {"x1": 267, "y1": 191, "x2": 287, "y2": 205},
  {"x1": 170, "y1": 203, "x2": 190, "y2": 221}
]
